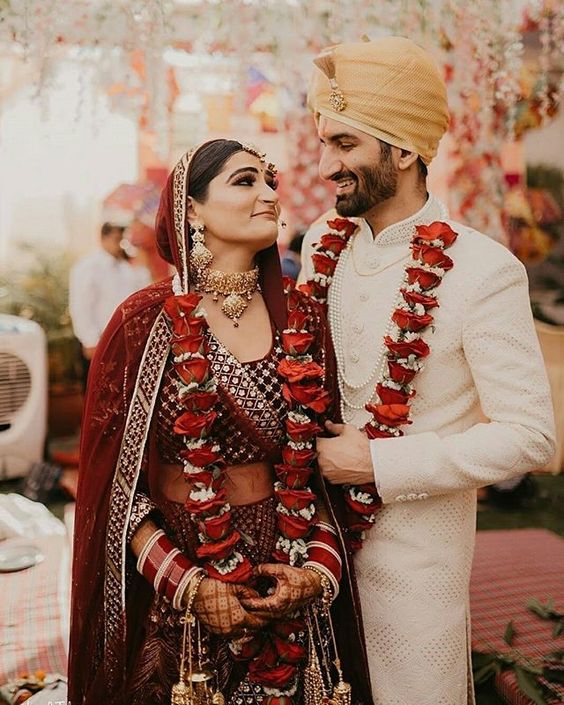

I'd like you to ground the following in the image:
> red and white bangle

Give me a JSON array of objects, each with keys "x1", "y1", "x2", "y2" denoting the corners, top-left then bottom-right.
[
  {"x1": 304, "y1": 523, "x2": 342, "y2": 599},
  {"x1": 137, "y1": 529, "x2": 204, "y2": 610}
]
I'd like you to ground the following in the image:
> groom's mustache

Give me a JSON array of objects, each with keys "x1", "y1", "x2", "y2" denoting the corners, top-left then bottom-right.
[{"x1": 330, "y1": 170, "x2": 358, "y2": 183}]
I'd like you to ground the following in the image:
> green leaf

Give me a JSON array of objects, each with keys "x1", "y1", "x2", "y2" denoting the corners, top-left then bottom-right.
[
  {"x1": 527, "y1": 598, "x2": 551, "y2": 619},
  {"x1": 514, "y1": 666, "x2": 549, "y2": 705},
  {"x1": 553, "y1": 620, "x2": 564, "y2": 638},
  {"x1": 504, "y1": 620, "x2": 516, "y2": 646}
]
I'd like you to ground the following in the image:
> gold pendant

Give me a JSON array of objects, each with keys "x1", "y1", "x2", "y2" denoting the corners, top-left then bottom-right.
[{"x1": 221, "y1": 293, "x2": 248, "y2": 326}]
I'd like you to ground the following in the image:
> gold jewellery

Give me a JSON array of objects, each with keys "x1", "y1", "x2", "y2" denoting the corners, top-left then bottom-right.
[
  {"x1": 171, "y1": 573, "x2": 225, "y2": 705},
  {"x1": 192, "y1": 264, "x2": 260, "y2": 328}
]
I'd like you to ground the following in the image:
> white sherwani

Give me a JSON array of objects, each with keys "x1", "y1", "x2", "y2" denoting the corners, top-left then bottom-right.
[{"x1": 300, "y1": 195, "x2": 555, "y2": 705}]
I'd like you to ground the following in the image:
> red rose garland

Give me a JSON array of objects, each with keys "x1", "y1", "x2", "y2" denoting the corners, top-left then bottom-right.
[
  {"x1": 301, "y1": 218, "x2": 458, "y2": 551},
  {"x1": 164, "y1": 282, "x2": 331, "y2": 700}
]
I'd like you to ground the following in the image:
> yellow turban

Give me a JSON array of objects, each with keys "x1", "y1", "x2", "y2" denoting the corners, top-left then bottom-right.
[{"x1": 308, "y1": 36, "x2": 449, "y2": 165}]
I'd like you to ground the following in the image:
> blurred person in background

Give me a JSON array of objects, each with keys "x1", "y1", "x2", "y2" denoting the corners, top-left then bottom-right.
[
  {"x1": 69, "y1": 222, "x2": 151, "y2": 384},
  {"x1": 280, "y1": 231, "x2": 305, "y2": 281}
]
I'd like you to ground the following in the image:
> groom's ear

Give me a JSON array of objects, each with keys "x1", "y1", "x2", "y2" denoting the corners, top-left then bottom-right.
[{"x1": 397, "y1": 149, "x2": 419, "y2": 171}]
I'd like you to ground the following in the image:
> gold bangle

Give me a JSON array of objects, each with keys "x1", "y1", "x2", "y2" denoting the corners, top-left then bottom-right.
[
  {"x1": 304, "y1": 565, "x2": 333, "y2": 607},
  {"x1": 183, "y1": 570, "x2": 206, "y2": 615}
]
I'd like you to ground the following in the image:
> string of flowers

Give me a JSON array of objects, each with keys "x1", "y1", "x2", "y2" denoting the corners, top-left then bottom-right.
[
  {"x1": 164, "y1": 281, "x2": 331, "y2": 701},
  {"x1": 302, "y1": 218, "x2": 458, "y2": 552}
]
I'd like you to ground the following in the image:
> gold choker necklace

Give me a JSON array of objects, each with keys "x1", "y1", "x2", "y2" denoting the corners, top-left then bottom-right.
[{"x1": 193, "y1": 266, "x2": 260, "y2": 326}]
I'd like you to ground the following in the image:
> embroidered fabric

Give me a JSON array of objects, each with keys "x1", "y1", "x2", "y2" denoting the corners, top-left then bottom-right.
[
  {"x1": 128, "y1": 496, "x2": 288, "y2": 705},
  {"x1": 127, "y1": 492, "x2": 159, "y2": 543},
  {"x1": 155, "y1": 330, "x2": 287, "y2": 466}
]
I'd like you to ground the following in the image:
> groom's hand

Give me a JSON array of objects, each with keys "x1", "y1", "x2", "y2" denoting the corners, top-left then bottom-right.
[{"x1": 316, "y1": 420, "x2": 374, "y2": 485}]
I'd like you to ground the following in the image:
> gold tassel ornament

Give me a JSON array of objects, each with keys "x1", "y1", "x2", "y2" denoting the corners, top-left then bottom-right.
[{"x1": 313, "y1": 49, "x2": 347, "y2": 112}]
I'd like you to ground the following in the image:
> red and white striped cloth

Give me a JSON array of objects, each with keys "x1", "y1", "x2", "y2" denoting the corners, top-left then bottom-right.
[
  {"x1": 470, "y1": 529, "x2": 564, "y2": 705},
  {"x1": 0, "y1": 501, "x2": 70, "y2": 682}
]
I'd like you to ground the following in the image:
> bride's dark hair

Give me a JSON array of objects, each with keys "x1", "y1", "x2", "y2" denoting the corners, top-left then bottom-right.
[{"x1": 188, "y1": 139, "x2": 243, "y2": 203}]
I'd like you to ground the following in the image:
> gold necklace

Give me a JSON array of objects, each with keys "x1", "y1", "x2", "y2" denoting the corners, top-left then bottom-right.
[{"x1": 193, "y1": 266, "x2": 260, "y2": 327}]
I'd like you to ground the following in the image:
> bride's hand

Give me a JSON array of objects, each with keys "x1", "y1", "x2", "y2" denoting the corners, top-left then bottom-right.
[
  {"x1": 238, "y1": 563, "x2": 323, "y2": 619},
  {"x1": 190, "y1": 578, "x2": 268, "y2": 638}
]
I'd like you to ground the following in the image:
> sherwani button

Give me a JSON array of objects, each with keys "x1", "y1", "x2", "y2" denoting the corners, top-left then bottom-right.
[
  {"x1": 352, "y1": 322, "x2": 364, "y2": 334},
  {"x1": 418, "y1": 493, "x2": 429, "y2": 500},
  {"x1": 350, "y1": 352, "x2": 360, "y2": 362},
  {"x1": 360, "y1": 292, "x2": 369, "y2": 302},
  {"x1": 395, "y1": 494, "x2": 407, "y2": 502},
  {"x1": 406, "y1": 493, "x2": 418, "y2": 501}
]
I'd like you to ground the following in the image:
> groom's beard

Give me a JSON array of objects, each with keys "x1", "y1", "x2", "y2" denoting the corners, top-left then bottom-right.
[{"x1": 334, "y1": 151, "x2": 398, "y2": 218}]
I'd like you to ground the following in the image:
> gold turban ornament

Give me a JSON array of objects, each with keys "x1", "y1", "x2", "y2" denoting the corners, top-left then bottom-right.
[{"x1": 308, "y1": 36, "x2": 449, "y2": 165}]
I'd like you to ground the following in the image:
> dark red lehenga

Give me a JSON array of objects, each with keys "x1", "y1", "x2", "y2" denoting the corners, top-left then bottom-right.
[{"x1": 129, "y1": 332, "x2": 296, "y2": 705}]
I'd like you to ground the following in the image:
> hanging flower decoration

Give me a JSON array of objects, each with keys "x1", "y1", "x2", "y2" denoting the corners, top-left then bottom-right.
[{"x1": 302, "y1": 218, "x2": 458, "y2": 552}]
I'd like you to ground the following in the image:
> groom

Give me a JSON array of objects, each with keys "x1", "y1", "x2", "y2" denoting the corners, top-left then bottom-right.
[{"x1": 299, "y1": 36, "x2": 555, "y2": 704}]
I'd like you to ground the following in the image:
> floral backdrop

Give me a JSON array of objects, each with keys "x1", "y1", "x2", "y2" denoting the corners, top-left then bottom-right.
[{"x1": 0, "y1": 0, "x2": 562, "y2": 242}]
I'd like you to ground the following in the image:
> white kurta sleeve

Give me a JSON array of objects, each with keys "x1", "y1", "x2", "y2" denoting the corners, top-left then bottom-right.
[
  {"x1": 69, "y1": 261, "x2": 102, "y2": 348},
  {"x1": 371, "y1": 256, "x2": 556, "y2": 503}
]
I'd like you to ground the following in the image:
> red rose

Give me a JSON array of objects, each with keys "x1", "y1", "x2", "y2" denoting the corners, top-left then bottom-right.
[
  {"x1": 281, "y1": 331, "x2": 315, "y2": 355},
  {"x1": 365, "y1": 403, "x2": 411, "y2": 428},
  {"x1": 271, "y1": 548, "x2": 291, "y2": 564},
  {"x1": 376, "y1": 382, "x2": 411, "y2": 405},
  {"x1": 275, "y1": 487, "x2": 316, "y2": 512},
  {"x1": 164, "y1": 293, "x2": 201, "y2": 320},
  {"x1": 272, "y1": 635, "x2": 307, "y2": 664},
  {"x1": 319, "y1": 232, "x2": 349, "y2": 255},
  {"x1": 183, "y1": 469, "x2": 217, "y2": 486},
  {"x1": 415, "y1": 221, "x2": 458, "y2": 247},
  {"x1": 248, "y1": 662, "x2": 297, "y2": 688},
  {"x1": 298, "y1": 280, "x2": 326, "y2": 301},
  {"x1": 412, "y1": 243, "x2": 454, "y2": 270},
  {"x1": 285, "y1": 418, "x2": 322, "y2": 442},
  {"x1": 250, "y1": 639, "x2": 278, "y2": 668},
  {"x1": 401, "y1": 289, "x2": 439, "y2": 310},
  {"x1": 277, "y1": 358, "x2": 323, "y2": 383},
  {"x1": 277, "y1": 512, "x2": 310, "y2": 540},
  {"x1": 406, "y1": 267, "x2": 442, "y2": 290},
  {"x1": 175, "y1": 357, "x2": 210, "y2": 385},
  {"x1": 392, "y1": 308, "x2": 434, "y2": 332},
  {"x1": 287, "y1": 309, "x2": 309, "y2": 331},
  {"x1": 281, "y1": 446, "x2": 316, "y2": 468},
  {"x1": 180, "y1": 443, "x2": 222, "y2": 467},
  {"x1": 285, "y1": 289, "x2": 303, "y2": 311},
  {"x1": 346, "y1": 509, "x2": 380, "y2": 532},
  {"x1": 274, "y1": 464, "x2": 314, "y2": 490},
  {"x1": 180, "y1": 391, "x2": 218, "y2": 412},
  {"x1": 364, "y1": 424, "x2": 395, "y2": 439},
  {"x1": 283, "y1": 382, "x2": 331, "y2": 413},
  {"x1": 199, "y1": 511, "x2": 233, "y2": 541},
  {"x1": 171, "y1": 334, "x2": 205, "y2": 356},
  {"x1": 344, "y1": 484, "x2": 380, "y2": 516},
  {"x1": 184, "y1": 490, "x2": 227, "y2": 517},
  {"x1": 174, "y1": 410, "x2": 217, "y2": 439},
  {"x1": 196, "y1": 530, "x2": 242, "y2": 561},
  {"x1": 282, "y1": 276, "x2": 296, "y2": 293},
  {"x1": 384, "y1": 335, "x2": 430, "y2": 359},
  {"x1": 206, "y1": 555, "x2": 253, "y2": 584},
  {"x1": 388, "y1": 360, "x2": 417, "y2": 384},
  {"x1": 327, "y1": 217, "x2": 357, "y2": 238},
  {"x1": 271, "y1": 617, "x2": 306, "y2": 639},
  {"x1": 312, "y1": 252, "x2": 337, "y2": 276}
]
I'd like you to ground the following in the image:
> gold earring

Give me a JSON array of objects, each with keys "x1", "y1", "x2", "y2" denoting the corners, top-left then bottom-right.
[{"x1": 189, "y1": 223, "x2": 213, "y2": 272}]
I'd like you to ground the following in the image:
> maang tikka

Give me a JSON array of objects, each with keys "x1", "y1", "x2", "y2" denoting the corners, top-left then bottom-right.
[{"x1": 189, "y1": 223, "x2": 213, "y2": 273}]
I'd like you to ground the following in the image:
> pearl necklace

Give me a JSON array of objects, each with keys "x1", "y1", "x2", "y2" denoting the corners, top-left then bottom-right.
[
  {"x1": 329, "y1": 243, "x2": 405, "y2": 421},
  {"x1": 329, "y1": 198, "x2": 448, "y2": 422}
]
